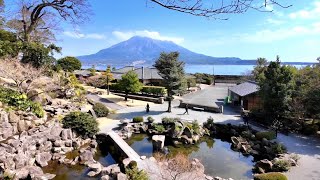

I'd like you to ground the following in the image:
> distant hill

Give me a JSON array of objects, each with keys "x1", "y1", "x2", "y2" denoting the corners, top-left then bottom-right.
[{"x1": 77, "y1": 36, "x2": 314, "y2": 66}]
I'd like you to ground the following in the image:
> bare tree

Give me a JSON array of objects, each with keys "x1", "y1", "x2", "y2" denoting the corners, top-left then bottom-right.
[
  {"x1": 148, "y1": 0, "x2": 291, "y2": 19},
  {"x1": 7, "y1": 0, "x2": 90, "y2": 43},
  {"x1": 153, "y1": 153, "x2": 204, "y2": 180},
  {"x1": 0, "y1": 57, "x2": 46, "y2": 93}
]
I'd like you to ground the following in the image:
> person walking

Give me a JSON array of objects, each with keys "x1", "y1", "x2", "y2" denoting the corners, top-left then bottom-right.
[
  {"x1": 183, "y1": 103, "x2": 189, "y2": 115},
  {"x1": 146, "y1": 103, "x2": 150, "y2": 113}
]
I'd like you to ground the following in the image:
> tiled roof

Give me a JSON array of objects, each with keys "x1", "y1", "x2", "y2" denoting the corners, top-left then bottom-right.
[
  {"x1": 229, "y1": 81, "x2": 259, "y2": 97},
  {"x1": 112, "y1": 66, "x2": 163, "y2": 80}
]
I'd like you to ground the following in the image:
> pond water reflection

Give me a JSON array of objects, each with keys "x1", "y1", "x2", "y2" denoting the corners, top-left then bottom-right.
[{"x1": 126, "y1": 134, "x2": 254, "y2": 180}]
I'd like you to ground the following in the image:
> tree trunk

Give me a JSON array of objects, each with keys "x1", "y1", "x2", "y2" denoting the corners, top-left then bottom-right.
[
  {"x1": 167, "y1": 99, "x2": 172, "y2": 112},
  {"x1": 107, "y1": 76, "x2": 110, "y2": 95}
]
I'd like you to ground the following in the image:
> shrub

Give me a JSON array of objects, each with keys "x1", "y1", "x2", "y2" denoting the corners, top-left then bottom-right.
[
  {"x1": 254, "y1": 172, "x2": 288, "y2": 180},
  {"x1": 256, "y1": 131, "x2": 276, "y2": 140},
  {"x1": 128, "y1": 161, "x2": 138, "y2": 169},
  {"x1": 152, "y1": 124, "x2": 166, "y2": 133},
  {"x1": 271, "y1": 143, "x2": 287, "y2": 154},
  {"x1": 273, "y1": 159, "x2": 291, "y2": 172},
  {"x1": 30, "y1": 102, "x2": 45, "y2": 118},
  {"x1": 162, "y1": 117, "x2": 180, "y2": 125},
  {"x1": 125, "y1": 166, "x2": 148, "y2": 180},
  {"x1": 203, "y1": 116, "x2": 215, "y2": 129},
  {"x1": 147, "y1": 116, "x2": 155, "y2": 123},
  {"x1": 0, "y1": 87, "x2": 45, "y2": 117},
  {"x1": 62, "y1": 112, "x2": 99, "y2": 138},
  {"x1": 192, "y1": 120, "x2": 200, "y2": 134},
  {"x1": 141, "y1": 86, "x2": 166, "y2": 96},
  {"x1": 93, "y1": 103, "x2": 109, "y2": 117},
  {"x1": 133, "y1": 116, "x2": 144, "y2": 123},
  {"x1": 57, "y1": 56, "x2": 81, "y2": 72},
  {"x1": 302, "y1": 124, "x2": 318, "y2": 135}
]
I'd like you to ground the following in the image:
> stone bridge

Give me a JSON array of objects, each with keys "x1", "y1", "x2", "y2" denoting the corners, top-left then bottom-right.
[{"x1": 97, "y1": 131, "x2": 141, "y2": 162}]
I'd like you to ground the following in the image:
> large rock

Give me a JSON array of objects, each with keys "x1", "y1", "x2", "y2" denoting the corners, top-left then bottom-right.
[
  {"x1": 15, "y1": 167, "x2": 29, "y2": 179},
  {"x1": 61, "y1": 129, "x2": 73, "y2": 140},
  {"x1": 255, "y1": 159, "x2": 273, "y2": 173},
  {"x1": 102, "y1": 164, "x2": 121, "y2": 176},
  {"x1": 18, "y1": 120, "x2": 27, "y2": 132},
  {"x1": 87, "y1": 162, "x2": 102, "y2": 177},
  {"x1": 79, "y1": 150, "x2": 94, "y2": 164},
  {"x1": 35, "y1": 152, "x2": 52, "y2": 167},
  {"x1": 182, "y1": 127, "x2": 193, "y2": 138},
  {"x1": 117, "y1": 173, "x2": 128, "y2": 180},
  {"x1": 14, "y1": 152, "x2": 28, "y2": 169},
  {"x1": 152, "y1": 135, "x2": 165, "y2": 151},
  {"x1": 8, "y1": 111, "x2": 19, "y2": 123},
  {"x1": 50, "y1": 124, "x2": 63, "y2": 136},
  {"x1": 27, "y1": 89, "x2": 52, "y2": 105}
]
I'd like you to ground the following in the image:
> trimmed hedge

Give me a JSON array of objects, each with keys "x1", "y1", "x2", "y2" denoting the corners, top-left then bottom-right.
[
  {"x1": 110, "y1": 83, "x2": 166, "y2": 96},
  {"x1": 62, "y1": 111, "x2": 99, "y2": 138},
  {"x1": 141, "y1": 86, "x2": 166, "y2": 96},
  {"x1": 133, "y1": 116, "x2": 144, "y2": 123},
  {"x1": 256, "y1": 131, "x2": 276, "y2": 140},
  {"x1": 254, "y1": 172, "x2": 288, "y2": 180},
  {"x1": 147, "y1": 116, "x2": 155, "y2": 123},
  {"x1": 93, "y1": 102, "x2": 109, "y2": 117}
]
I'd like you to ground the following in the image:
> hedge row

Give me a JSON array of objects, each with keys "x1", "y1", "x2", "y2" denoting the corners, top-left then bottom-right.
[{"x1": 110, "y1": 83, "x2": 166, "y2": 96}]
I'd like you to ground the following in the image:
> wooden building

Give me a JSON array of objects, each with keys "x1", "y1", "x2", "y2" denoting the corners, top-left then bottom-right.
[{"x1": 228, "y1": 81, "x2": 261, "y2": 111}]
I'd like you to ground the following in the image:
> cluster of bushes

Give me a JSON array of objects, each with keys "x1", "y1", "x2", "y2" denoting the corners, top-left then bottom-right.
[
  {"x1": 151, "y1": 123, "x2": 166, "y2": 133},
  {"x1": 62, "y1": 111, "x2": 99, "y2": 138},
  {"x1": 0, "y1": 87, "x2": 45, "y2": 117},
  {"x1": 255, "y1": 131, "x2": 276, "y2": 140},
  {"x1": 254, "y1": 172, "x2": 287, "y2": 180},
  {"x1": 110, "y1": 83, "x2": 166, "y2": 97},
  {"x1": 133, "y1": 116, "x2": 144, "y2": 123},
  {"x1": 162, "y1": 117, "x2": 180, "y2": 125},
  {"x1": 194, "y1": 73, "x2": 214, "y2": 85},
  {"x1": 147, "y1": 116, "x2": 155, "y2": 123},
  {"x1": 93, "y1": 103, "x2": 109, "y2": 117}
]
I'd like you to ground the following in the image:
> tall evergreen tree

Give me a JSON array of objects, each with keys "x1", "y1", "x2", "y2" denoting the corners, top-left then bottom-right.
[
  {"x1": 253, "y1": 57, "x2": 268, "y2": 83},
  {"x1": 259, "y1": 56, "x2": 294, "y2": 134},
  {"x1": 155, "y1": 52, "x2": 185, "y2": 112}
]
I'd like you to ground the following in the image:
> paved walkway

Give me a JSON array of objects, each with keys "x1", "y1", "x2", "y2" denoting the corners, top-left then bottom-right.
[
  {"x1": 183, "y1": 83, "x2": 234, "y2": 107},
  {"x1": 87, "y1": 93, "x2": 125, "y2": 110}
]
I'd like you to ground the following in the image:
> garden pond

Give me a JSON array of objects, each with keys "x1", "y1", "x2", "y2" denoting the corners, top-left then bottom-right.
[{"x1": 43, "y1": 134, "x2": 254, "y2": 180}]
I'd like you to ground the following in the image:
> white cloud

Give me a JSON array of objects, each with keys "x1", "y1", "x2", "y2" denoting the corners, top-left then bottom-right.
[
  {"x1": 63, "y1": 31, "x2": 106, "y2": 40},
  {"x1": 240, "y1": 25, "x2": 320, "y2": 43},
  {"x1": 266, "y1": 18, "x2": 284, "y2": 25},
  {"x1": 289, "y1": 1, "x2": 320, "y2": 19},
  {"x1": 112, "y1": 30, "x2": 184, "y2": 44}
]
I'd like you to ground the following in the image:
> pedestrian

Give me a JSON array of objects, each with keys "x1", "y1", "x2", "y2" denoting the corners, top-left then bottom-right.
[
  {"x1": 146, "y1": 103, "x2": 150, "y2": 113},
  {"x1": 183, "y1": 103, "x2": 189, "y2": 115}
]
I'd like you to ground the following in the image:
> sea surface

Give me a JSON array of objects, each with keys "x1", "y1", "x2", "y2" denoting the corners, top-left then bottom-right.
[{"x1": 82, "y1": 64, "x2": 306, "y2": 76}]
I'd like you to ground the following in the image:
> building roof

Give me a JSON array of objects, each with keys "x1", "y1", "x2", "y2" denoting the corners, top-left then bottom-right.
[
  {"x1": 74, "y1": 70, "x2": 91, "y2": 77},
  {"x1": 133, "y1": 67, "x2": 162, "y2": 80},
  {"x1": 112, "y1": 66, "x2": 163, "y2": 80},
  {"x1": 229, "y1": 81, "x2": 259, "y2": 97}
]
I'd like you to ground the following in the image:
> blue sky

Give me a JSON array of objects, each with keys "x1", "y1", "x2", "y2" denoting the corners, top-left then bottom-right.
[{"x1": 57, "y1": 0, "x2": 320, "y2": 62}]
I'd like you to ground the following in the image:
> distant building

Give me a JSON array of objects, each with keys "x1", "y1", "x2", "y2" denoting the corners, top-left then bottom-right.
[
  {"x1": 74, "y1": 70, "x2": 91, "y2": 78},
  {"x1": 228, "y1": 81, "x2": 261, "y2": 111},
  {"x1": 112, "y1": 66, "x2": 163, "y2": 85}
]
